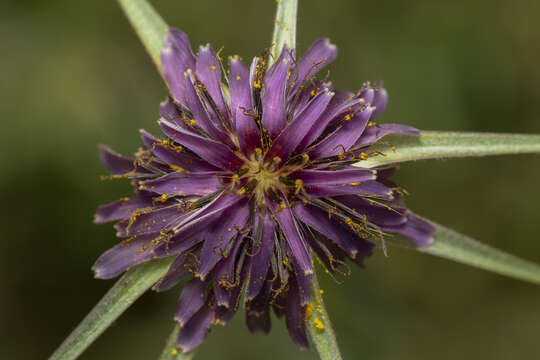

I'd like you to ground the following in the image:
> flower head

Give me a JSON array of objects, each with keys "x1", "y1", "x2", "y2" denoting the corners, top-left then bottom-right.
[{"x1": 93, "y1": 28, "x2": 434, "y2": 352}]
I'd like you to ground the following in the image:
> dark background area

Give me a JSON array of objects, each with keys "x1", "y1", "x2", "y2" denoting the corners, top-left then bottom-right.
[{"x1": 1, "y1": 0, "x2": 540, "y2": 359}]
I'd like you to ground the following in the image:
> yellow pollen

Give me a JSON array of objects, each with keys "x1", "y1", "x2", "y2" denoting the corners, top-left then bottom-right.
[
  {"x1": 344, "y1": 114, "x2": 352, "y2": 121},
  {"x1": 253, "y1": 80, "x2": 261, "y2": 89},
  {"x1": 189, "y1": 119, "x2": 196, "y2": 126},
  {"x1": 169, "y1": 164, "x2": 186, "y2": 172},
  {"x1": 280, "y1": 202, "x2": 287, "y2": 209},
  {"x1": 305, "y1": 303, "x2": 314, "y2": 319},
  {"x1": 359, "y1": 152, "x2": 369, "y2": 160},
  {"x1": 178, "y1": 190, "x2": 183, "y2": 196},
  {"x1": 319, "y1": 289, "x2": 324, "y2": 295},
  {"x1": 160, "y1": 194, "x2": 168, "y2": 202},
  {"x1": 236, "y1": 75, "x2": 241, "y2": 80},
  {"x1": 210, "y1": 65, "x2": 216, "y2": 71},
  {"x1": 349, "y1": 182, "x2": 362, "y2": 186},
  {"x1": 368, "y1": 121, "x2": 374, "y2": 127},
  {"x1": 313, "y1": 318, "x2": 325, "y2": 331},
  {"x1": 171, "y1": 349, "x2": 178, "y2": 355}
]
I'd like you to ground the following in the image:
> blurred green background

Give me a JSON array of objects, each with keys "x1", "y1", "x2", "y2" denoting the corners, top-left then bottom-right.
[{"x1": 1, "y1": 0, "x2": 540, "y2": 359}]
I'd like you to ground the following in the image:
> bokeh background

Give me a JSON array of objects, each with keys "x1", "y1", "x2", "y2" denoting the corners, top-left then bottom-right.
[{"x1": 1, "y1": 0, "x2": 540, "y2": 359}]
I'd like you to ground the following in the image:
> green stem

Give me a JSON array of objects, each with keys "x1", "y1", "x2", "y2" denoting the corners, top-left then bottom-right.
[
  {"x1": 118, "y1": 0, "x2": 168, "y2": 71},
  {"x1": 358, "y1": 131, "x2": 540, "y2": 168},
  {"x1": 307, "y1": 274, "x2": 343, "y2": 360},
  {"x1": 49, "y1": 258, "x2": 174, "y2": 360},
  {"x1": 159, "y1": 323, "x2": 195, "y2": 360},
  {"x1": 269, "y1": 0, "x2": 298, "y2": 66},
  {"x1": 418, "y1": 220, "x2": 540, "y2": 285}
]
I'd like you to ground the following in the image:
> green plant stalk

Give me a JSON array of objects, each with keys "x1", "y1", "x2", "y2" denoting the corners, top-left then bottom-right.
[
  {"x1": 118, "y1": 0, "x2": 168, "y2": 71},
  {"x1": 159, "y1": 323, "x2": 195, "y2": 360},
  {"x1": 307, "y1": 274, "x2": 343, "y2": 360},
  {"x1": 49, "y1": 258, "x2": 174, "y2": 360},
  {"x1": 419, "y1": 221, "x2": 540, "y2": 285},
  {"x1": 269, "y1": 0, "x2": 297, "y2": 66},
  {"x1": 357, "y1": 131, "x2": 540, "y2": 168}
]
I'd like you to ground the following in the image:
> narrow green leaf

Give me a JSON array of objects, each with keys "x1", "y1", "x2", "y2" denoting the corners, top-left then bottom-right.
[
  {"x1": 357, "y1": 131, "x2": 540, "y2": 168},
  {"x1": 269, "y1": 0, "x2": 298, "y2": 65},
  {"x1": 307, "y1": 274, "x2": 343, "y2": 360},
  {"x1": 159, "y1": 323, "x2": 195, "y2": 360},
  {"x1": 118, "y1": 0, "x2": 168, "y2": 71},
  {"x1": 418, "y1": 220, "x2": 540, "y2": 285},
  {"x1": 49, "y1": 258, "x2": 174, "y2": 360}
]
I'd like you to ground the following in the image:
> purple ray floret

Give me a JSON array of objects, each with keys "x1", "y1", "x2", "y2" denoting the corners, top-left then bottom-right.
[{"x1": 93, "y1": 28, "x2": 435, "y2": 353}]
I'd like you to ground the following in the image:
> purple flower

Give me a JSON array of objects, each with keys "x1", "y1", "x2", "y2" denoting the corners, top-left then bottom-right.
[{"x1": 93, "y1": 28, "x2": 435, "y2": 352}]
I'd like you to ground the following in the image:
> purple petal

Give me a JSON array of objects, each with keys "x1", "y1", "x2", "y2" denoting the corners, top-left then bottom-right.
[
  {"x1": 266, "y1": 88, "x2": 334, "y2": 160},
  {"x1": 153, "y1": 251, "x2": 199, "y2": 292},
  {"x1": 246, "y1": 275, "x2": 272, "y2": 333},
  {"x1": 174, "y1": 277, "x2": 208, "y2": 326},
  {"x1": 182, "y1": 70, "x2": 232, "y2": 145},
  {"x1": 213, "y1": 236, "x2": 246, "y2": 308},
  {"x1": 293, "y1": 203, "x2": 373, "y2": 260},
  {"x1": 159, "y1": 119, "x2": 243, "y2": 170},
  {"x1": 195, "y1": 202, "x2": 250, "y2": 280},
  {"x1": 381, "y1": 213, "x2": 435, "y2": 247},
  {"x1": 291, "y1": 38, "x2": 337, "y2": 96},
  {"x1": 228, "y1": 56, "x2": 260, "y2": 152},
  {"x1": 354, "y1": 123, "x2": 420, "y2": 148},
  {"x1": 246, "y1": 307, "x2": 271, "y2": 334},
  {"x1": 334, "y1": 195, "x2": 408, "y2": 226},
  {"x1": 161, "y1": 29, "x2": 196, "y2": 107},
  {"x1": 304, "y1": 180, "x2": 393, "y2": 199},
  {"x1": 246, "y1": 216, "x2": 275, "y2": 300},
  {"x1": 288, "y1": 255, "x2": 312, "y2": 305},
  {"x1": 139, "y1": 129, "x2": 218, "y2": 173},
  {"x1": 196, "y1": 45, "x2": 230, "y2": 126},
  {"x1": 159, "y1": 97, "x2": 192, "y2": 131},
  {"x1": 176, "y1": 301, "x2": 215, "y2": 353},
  {"x1": 271, "y1": 196, "x2": 313, "y2": 276},
  {"x1": 99, "y1": 145, "x2": 135, "y2": 175},
  {"x1": 92, "y1": 233, "x2": 160, "y2": 279},
  {"x1": 309, "y1": 105, "x2": 374, "y2": 159},
  {"x1": 141, "y1": 172, "x2": 222, "y2": 197},
  {"x1": 94, "y1": 193, "x2": 153, "y2": 224},
  {"x1": 293, "y1": 167, "x2": 376, "y2": 186},
  {"x1": 154, "y1": 193, "x2": 244, "y2": 257},
  {"x1": 261, "y1": 49, "x2": 291, "y2": 138},
  {"x1": 285, "y1": 277, "x2": 309, "y2": 349},
  {"x1": 118, "y1": 205, "x2": 188, "y2": 237},
  {"x1": 296, "y1": 90, "x2": 361, "y2": 150},
  {"x1": 371, "y1": 85, "x2": 388, "y2": 118}
]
